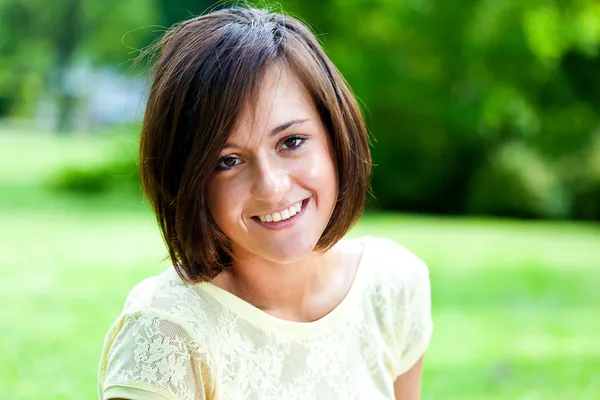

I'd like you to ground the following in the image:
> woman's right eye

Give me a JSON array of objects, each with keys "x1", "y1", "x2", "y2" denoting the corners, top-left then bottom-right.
[{"x1": 216, "y1": 156, "x2": 242, "y2": 171}]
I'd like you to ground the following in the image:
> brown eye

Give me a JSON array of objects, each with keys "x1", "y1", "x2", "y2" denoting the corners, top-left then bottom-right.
[
  {"x1": 223, "y1": 157, "x2": 237, "y2": 167},
  {"x1": 216, "y1": 156, "x2": 242, "y2": 171},
  {"x1": 281, "y1": 136, "x2": 306, "y2": 151}
]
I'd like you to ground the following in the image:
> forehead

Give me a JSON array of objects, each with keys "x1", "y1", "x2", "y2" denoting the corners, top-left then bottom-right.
[{"x1": 228, "y1": 64, "x2": 318, "y2": 143}]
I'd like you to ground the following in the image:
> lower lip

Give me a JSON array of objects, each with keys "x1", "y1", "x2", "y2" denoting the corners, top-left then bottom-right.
[{"x1": 252, "y1": 198, "x2": 310, "y2": 231}]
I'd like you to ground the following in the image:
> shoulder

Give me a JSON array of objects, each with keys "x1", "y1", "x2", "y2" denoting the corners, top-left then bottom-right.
[
  {"x1": 355, "y1": 235, "x2": 431, "y2": 315},
  {"x1": 120, "y1": 275, "x2": 159, "y2": 312},
  {"x1": 99, "y1": 271, "x2": 218, "y2": 399},
  {"x1": 101, "y1": 268, "x2": 205, "y2": 356},
  {"x1": 99, "y1": 308, "x2": 217, "y2": 400},
  {"x1": 120, "y1": 267, "x2": 202, "y2": 315},
  {"x1": 102, "y1": 268, "x2": 215, "y2": 358},
  {"x1": 364, "y1": 235, "x2": 429, "y2": 284},
  {"x1": 359, "y1": 237, "x2": 433, "y2": 377}
]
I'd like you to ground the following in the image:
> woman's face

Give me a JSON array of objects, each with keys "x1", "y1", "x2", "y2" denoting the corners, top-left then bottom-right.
[{"x1": 206, "y1": 65, "x2": 338, "y2": 265}]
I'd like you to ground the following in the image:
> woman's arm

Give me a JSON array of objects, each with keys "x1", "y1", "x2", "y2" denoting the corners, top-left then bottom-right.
[{"x1": 393, "y1": 355, "x2": 424, "y2": 400}]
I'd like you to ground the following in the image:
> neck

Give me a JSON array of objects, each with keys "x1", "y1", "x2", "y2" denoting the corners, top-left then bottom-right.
[{"x1": 214, "y1": 245, "x2": 340, "y2": 318}]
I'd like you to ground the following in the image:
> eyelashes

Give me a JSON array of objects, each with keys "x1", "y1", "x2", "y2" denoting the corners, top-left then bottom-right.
[
  {"x1": 280, "y1": 135, "x2": 306, "y2": 151},
  {"x1": 216, "y1": 156, "x2": 242, "y2": 170},
  {"x1": 215, "y1": 135, "x2": 308, "y2": 171}
]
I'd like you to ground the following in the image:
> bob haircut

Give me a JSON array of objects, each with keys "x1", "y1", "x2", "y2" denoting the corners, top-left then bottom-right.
[{"x1": 139, "y1": 7, "x2": 371, "y2": 283}]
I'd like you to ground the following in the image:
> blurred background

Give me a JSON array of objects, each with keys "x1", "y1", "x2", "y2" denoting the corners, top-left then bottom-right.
[{"x1": 0, "y1": 0, "x2": 598, "y2": 399}]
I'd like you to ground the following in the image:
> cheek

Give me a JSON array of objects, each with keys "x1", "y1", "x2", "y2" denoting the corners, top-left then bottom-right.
[
  {"x1": 300, "y1": 146, "x2": 338, "y2": 201},
  {"x1": 206, "y1": 179, "x2": 245, "y2": 227}
]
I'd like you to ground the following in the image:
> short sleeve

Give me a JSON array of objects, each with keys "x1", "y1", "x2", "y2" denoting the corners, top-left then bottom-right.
[
  {"x1": 386, "y1": 241, "x2": 434, "y2": 379},
  {"x1": 98, "y1": 309, "x2": 217, "y2": 400}
]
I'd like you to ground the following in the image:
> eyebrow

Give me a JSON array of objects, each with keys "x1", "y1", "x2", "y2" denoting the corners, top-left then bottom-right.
[{"x1": 223, "y1": 118, "x2": 309, "y2": 150}]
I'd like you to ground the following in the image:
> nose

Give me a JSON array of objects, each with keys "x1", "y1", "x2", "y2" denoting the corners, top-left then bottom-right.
[{"x1": 250, "y1": 155, "x2": 291, "y2": 203}]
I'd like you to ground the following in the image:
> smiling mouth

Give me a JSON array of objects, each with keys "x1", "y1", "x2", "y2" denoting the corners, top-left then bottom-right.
[{"x1": 251, "y1": 198, "x2": 309, "y2": 224}]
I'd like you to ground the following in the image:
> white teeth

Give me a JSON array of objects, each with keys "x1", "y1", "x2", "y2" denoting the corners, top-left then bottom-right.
[{"x1": 256, "y1": 200, "x2": 304, "y2": 223}]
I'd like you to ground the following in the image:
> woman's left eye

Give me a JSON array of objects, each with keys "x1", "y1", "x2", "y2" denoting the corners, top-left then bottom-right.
[{"x1": 280, "y1": 136, "x2": 306, "y2": 151}]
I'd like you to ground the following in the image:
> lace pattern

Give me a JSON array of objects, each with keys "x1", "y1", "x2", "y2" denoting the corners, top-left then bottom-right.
[{"x1": 98, "y1": 236, "x2": 432, "y2": 400}]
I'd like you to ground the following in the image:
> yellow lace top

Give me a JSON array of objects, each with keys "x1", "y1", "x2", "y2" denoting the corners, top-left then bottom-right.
[{"x1": 98, "y1": 236, "x2": 433, "y2": 400}]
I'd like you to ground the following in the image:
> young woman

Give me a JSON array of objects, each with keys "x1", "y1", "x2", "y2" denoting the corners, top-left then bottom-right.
[{"x1": 98, "y1": 7, "x2": 433, "y2": 400}]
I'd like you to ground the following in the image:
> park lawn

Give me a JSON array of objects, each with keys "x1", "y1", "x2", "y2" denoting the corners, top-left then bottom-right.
[{"x1": 0, "y1": 131, "x2": 599, "y2": 399}]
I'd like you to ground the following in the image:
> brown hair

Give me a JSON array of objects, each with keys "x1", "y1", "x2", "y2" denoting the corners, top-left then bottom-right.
[{"x1": 139, "y1": 7, "x2": 371, "y2": 283}]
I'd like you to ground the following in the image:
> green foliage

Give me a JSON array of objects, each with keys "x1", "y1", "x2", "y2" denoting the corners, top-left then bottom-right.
[
  {"x1": 49, "y1": 154, "x2": 140, "y2": 196},
  {"x1": 467, "y1": 142, "x2": 570, "y2": 219},
  {"x1": 0, "y1": 0, "x2": 158, "y2": 119},
  {"x1": 562, "y1": 131, "x2": 600, "y2": 220},
  {"x1": 47, "y1": 128, "x2": 140, "y2": 196}
]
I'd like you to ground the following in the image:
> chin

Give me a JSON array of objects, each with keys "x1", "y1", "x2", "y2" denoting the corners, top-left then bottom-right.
[
  {"x1": 253, "y1": 236, "x2": 319, "y2": 265},
  {"x1": 264, "y1": 247, "x2": 314, "y2": 265}
]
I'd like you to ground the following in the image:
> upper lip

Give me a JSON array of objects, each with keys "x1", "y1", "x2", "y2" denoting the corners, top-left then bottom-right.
[{"x1": 251, "y1": 198, "x2": 306, "y2": 217}]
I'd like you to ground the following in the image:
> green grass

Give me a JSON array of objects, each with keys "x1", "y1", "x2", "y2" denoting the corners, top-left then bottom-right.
[{"x1": 1, "y1": 131, "x2": 599, "y2": 399}]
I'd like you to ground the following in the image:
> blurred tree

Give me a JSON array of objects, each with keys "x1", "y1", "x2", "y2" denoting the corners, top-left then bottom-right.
[
  {"x1": 0, "y1": 0, "x2": 157, "y2": 131},
  {"x1": 155, "y1": 0, "x2": 217, "y2": 26}
]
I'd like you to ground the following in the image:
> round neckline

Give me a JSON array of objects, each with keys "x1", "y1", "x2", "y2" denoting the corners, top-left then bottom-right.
[{"x1": 194, "y1": 236, "x2": 372, "y2": 339}]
